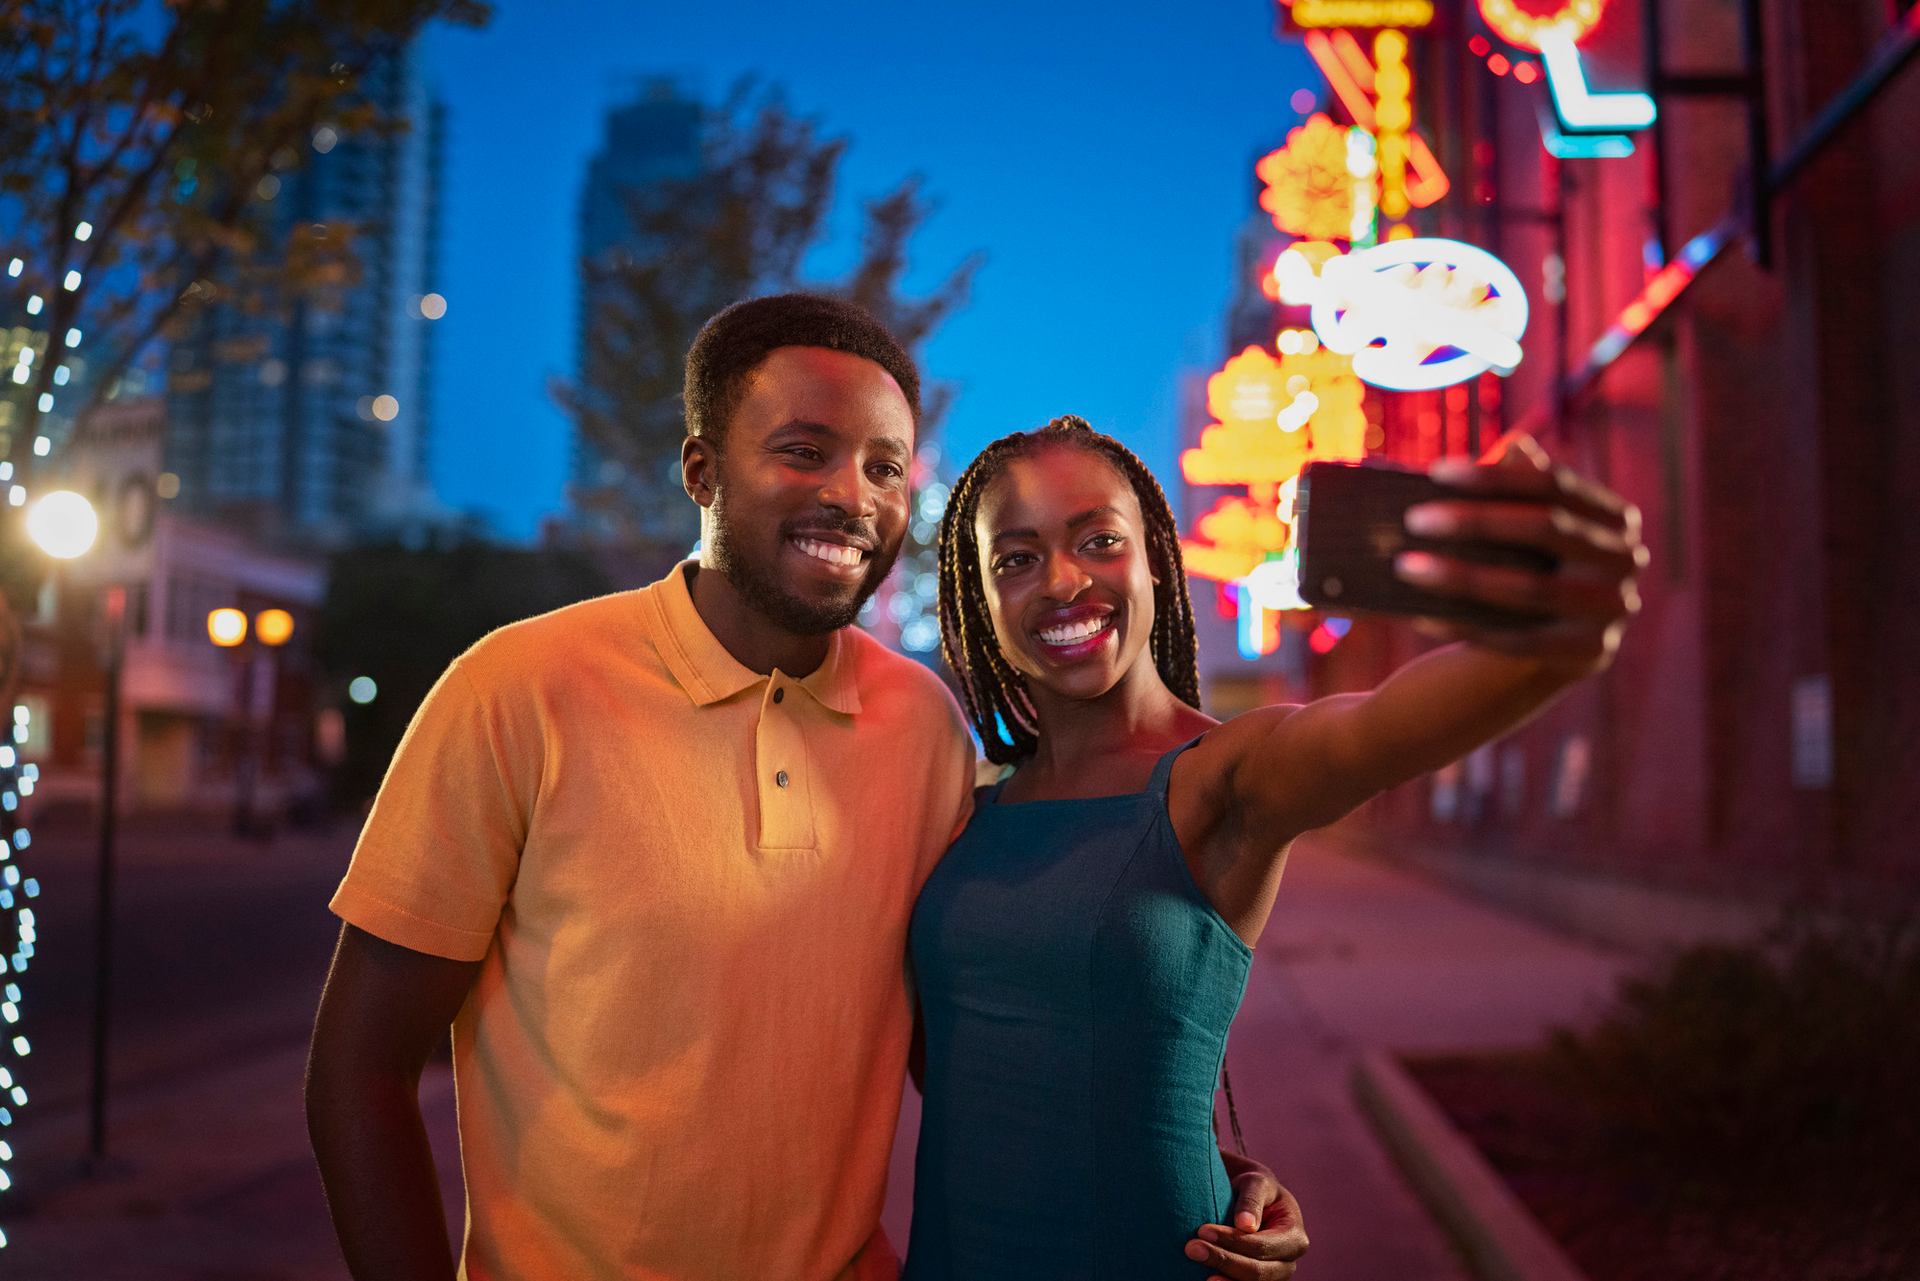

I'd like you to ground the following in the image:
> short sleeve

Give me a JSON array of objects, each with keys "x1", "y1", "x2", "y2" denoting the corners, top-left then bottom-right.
[{"x1": 329, "y1": 658, "x2": 535, "y2": 961}]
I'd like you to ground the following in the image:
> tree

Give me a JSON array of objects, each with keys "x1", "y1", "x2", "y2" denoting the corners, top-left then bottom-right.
[
  {"x1": 558, "y1": 84, "x2": 981, "y2": 544},
  {"x1": 0, "y1": 0, "x2": 489, "y2": 502}
]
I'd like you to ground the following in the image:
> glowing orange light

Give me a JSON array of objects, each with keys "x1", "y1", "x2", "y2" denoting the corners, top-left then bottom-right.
[
  {"x1": 254, "y1": 608, "x2": 295, "y2": 647},
  {"x1": 1513, "y1": 60, "x2": 1540, "y2": 84},
  {"x1": 1258, "y1": 115, "x2": 1356, "y2": 242},
  {"x1": 1476, "y1": 0, "x2": 1607, "y2": 53},
  {"x1": 1488, "y1": 53, "x2": 1512, "y2": 76},
  {"x1": 207, "y1": 608, "x2": 248, "y2": 648}
]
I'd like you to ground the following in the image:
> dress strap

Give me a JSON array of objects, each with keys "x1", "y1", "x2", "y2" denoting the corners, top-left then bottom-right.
[{"x1": 1147, "y1": 734, "x2": 1208, "y2": 799}]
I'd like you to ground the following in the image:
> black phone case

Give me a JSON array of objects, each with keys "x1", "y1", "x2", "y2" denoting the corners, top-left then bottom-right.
[{"x1": 1294, "y1": 461, "x2": 1557, "y2": 630}]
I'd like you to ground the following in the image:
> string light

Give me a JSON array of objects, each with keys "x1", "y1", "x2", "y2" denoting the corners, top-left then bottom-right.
[
  {"x1": 0, "y1": 705, "x2": 41, "y2": 1245},
  {"x1": 0, "y1": 242, "x2": 89, "y2": 1249}
]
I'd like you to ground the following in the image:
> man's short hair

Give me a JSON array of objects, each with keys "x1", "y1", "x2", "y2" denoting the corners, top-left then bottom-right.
[{"x1": 684, "y1": 293, "x2": 921, "y2": 445}]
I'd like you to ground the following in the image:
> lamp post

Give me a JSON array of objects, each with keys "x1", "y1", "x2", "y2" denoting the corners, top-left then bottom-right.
[
  {"x1": 22, "y1": 492, "x2": 115, "y2": 1165},
  {"x1": 207, "y1": 606, "x2": 294, "y2": 839}
]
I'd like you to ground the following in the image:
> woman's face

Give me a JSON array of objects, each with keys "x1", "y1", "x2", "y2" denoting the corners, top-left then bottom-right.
[{"x1": 973, "y1": 445, "x2": 1159, "y2": 705}]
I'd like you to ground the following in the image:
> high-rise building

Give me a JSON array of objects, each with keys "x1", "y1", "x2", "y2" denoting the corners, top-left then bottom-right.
[
  {"x1": 165, "y1": 41, "x2": 447, "y2": 547},
  {"x1": 569, "y1": 79, "x2": 704, "y2": 542}
]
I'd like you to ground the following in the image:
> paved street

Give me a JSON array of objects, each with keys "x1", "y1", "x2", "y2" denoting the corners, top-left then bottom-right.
[{"x1": 0, "y1": 816, "x2": 1631, "y2": 1279}]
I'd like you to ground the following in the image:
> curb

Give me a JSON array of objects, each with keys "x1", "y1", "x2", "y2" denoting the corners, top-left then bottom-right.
[{"x1": 1352, "y1": 1050, "x2": 1590, "y2": 1281}]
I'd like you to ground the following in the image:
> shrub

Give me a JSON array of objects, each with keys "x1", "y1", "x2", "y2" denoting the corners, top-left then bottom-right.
[{"x1": 1548, "y1": 912, "x2": 1920, "y2": 1193}]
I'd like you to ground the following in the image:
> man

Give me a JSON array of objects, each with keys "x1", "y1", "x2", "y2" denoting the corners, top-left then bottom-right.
[{"x1": 307, "y1": 294, "x2": 1306, "y2": 1279}]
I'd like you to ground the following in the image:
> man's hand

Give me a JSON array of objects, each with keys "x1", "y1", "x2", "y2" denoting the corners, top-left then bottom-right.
[
  {"x1": 1182, "y1": 1151, "x2": 1309, "y2": 1279},
  {"x1": 1395, "y1": 434, "x2": 1648, "y2": 673}
]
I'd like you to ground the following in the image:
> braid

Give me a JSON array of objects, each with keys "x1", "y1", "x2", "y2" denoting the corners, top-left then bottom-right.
[{"x1": 935, "y1": 415, "x2": 1202, "y2": 764}]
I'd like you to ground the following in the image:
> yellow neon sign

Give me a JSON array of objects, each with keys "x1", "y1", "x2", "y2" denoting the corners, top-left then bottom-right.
[
  {"x1": 1284, "y1": 0, "x2": 1436, "y2": 30},
  {"x1": 1373, "y1": 29, "x2": 1411, "y2": 225},
  {"x1": 1257, "y1": 115, "x2": 1356, "y2": 244}
]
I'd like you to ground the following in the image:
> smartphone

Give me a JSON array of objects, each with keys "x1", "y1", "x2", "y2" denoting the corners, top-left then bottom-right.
[{"x1": 1294, "y1": 460, "x2": 1557, "y2": 630}]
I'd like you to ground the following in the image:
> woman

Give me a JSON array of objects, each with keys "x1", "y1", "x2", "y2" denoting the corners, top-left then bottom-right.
[{"x1": 905, "y1": 416, "x2": 1644, "y2": 1279}]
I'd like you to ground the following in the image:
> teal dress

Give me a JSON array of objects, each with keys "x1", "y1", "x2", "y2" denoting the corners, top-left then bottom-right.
[{"x1": 905, "y1": 739, "x2": 1254, "y2": 1280}]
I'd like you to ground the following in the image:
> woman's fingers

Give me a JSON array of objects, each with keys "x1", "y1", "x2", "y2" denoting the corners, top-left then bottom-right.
[
  {"x1": 1430, "y1": 435, "x2": 1640, "y2": 533},
  {"x1": 1183, "y1": 1233, "x2": 1297, "y2": 1280},
  {"x1": 1393, "y1": 549, "x2": 1642, "y2": 625},
  {"x1": 1404, "y1": 500, "x2": 1644, "y2": 578}
]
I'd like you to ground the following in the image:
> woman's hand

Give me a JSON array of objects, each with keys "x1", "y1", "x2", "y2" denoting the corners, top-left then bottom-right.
[
  {"x1": 1394, "y1": 434, "x2": 1648, "y2": 673},
  {"x1": 1183, "y1": 1151, "x2": 1309, "y2": 1279}
]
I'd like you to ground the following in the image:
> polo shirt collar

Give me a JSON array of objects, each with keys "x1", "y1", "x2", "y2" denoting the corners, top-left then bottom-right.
[{"x1": 653, "y1": 561, "x2": 862, "y2": 715}]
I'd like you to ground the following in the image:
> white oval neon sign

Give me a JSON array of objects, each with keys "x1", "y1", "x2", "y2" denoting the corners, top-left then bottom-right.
[{"x1": 1308, "y1": 237, "x2": 1530, "y2": 392}]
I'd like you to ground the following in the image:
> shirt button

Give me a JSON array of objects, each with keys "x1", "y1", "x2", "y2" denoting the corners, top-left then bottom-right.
[
  {"x1": 772, "y1": 687, "x2": 785, "y2": 704},
  {"x1": 775, "y1": 770, "x2": 790, "y2": 788}
]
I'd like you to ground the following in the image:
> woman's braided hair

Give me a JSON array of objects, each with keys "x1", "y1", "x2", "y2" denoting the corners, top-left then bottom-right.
[{"x1": 936, "y1": 415, "x2": 1203, "y2": 764}]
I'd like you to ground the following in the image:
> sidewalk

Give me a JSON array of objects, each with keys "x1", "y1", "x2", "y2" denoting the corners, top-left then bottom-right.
[{"x1": 2, "y1": 828, "x2": 1632, "y2": 1279}]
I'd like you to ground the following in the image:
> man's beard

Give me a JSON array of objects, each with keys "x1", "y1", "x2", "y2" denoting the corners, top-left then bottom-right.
[{"x1": 707, "y1": 489, "x2": 900, "y2": 636}]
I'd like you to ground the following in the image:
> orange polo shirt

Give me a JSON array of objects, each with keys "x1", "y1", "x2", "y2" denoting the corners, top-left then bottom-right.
[{"x1": 331, "y1": 563, "x2": 975, "y2": 1280}]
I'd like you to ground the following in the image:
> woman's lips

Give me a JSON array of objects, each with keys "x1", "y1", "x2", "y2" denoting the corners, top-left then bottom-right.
[{"x1": 1032, "y1": 612, "x2": 1116, "y2": 661}]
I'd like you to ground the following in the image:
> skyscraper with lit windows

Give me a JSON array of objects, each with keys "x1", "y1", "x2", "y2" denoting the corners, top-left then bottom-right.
[
  {"x1": 569, "y1": 79, "x2": 704, "y2": 541},
  {"x1": 165, "y1": 42, "x2": 446, "y2": 546}
]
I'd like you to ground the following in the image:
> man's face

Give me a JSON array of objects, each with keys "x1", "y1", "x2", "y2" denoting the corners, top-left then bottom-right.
[{"x1": 687, "y1": 346, "x2": 915, "y2": 635}]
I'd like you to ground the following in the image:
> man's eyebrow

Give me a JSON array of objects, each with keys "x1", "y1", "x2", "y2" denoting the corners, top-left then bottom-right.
[
  {"x1": 989, "y1": 506, "x2": 1124, "y2": 546},
  {"x1": 770, "y1": 420, "x2": 912, "y2": 461}
]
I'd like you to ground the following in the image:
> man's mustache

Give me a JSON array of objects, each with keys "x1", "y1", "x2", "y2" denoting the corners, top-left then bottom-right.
[{"x1": 783, "y1": 513, "x2": 881, "y2": 553}]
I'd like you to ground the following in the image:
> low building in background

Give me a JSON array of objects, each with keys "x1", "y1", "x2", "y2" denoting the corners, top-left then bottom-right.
[{"x1": 16, "y1": 399, "x2": 329, "y2": 825}]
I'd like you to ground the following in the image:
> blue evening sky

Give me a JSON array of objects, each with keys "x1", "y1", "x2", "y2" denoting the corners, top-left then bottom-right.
[{"x1": 422, "y1": 1, "x2": 1317, "y2": 540}]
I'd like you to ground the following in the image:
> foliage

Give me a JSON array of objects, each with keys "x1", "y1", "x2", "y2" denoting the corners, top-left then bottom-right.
[
  {"x1": 312, "y1": 541, "x2": 613, "y2": 803},
  {"x1": 0, "y1": 0, "x2": 489, "y2": 487},
  {"x1": 1548, "y1": 911, "x2": 1920, "y2": 1192},
  {"x1": 558, "y1": 82, "x2": 981, "y2": 540}
]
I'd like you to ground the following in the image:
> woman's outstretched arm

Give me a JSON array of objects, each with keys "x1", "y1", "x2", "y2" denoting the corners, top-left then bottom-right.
[{"x1": 1217, "y1": 435, "x2": 1648, "y2": 844}]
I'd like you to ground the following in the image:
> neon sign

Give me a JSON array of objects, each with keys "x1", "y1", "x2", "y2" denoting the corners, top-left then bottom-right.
[
  {"x1": 1282, "y1": 0, "x2": 1435, "y2": 30},
  {"x1": 1538, "y1": 29, "x2": 1656, "y2": 131},
  {"x1": 1280, "y1": 238, "x2": 1529, "y2": 392},
  {"x1": 1301, "y1": 29, "x2": 1451, "y2": 209},
  {"x1": 1474, "y1": 0, "x2": 1605, "y2": 51},
  {"x1": 1257, "y1": 115, "x2": 1358, "y2": 244},
  {"x1": 1372, "y1": 30, "x2": 1412, "y2": 226},
  {"x1": 1183, "y1": 494, "x2": 1291, "y2": 583},
  {"x1": 1475, "y1": 0, "x2": 1656, "y2": 149}
]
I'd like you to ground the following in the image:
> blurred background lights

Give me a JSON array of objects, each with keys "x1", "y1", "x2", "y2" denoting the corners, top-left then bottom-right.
[
  {"x1": 348, "y1": 676, "x2": 378, "y2": 705},
  {"x1": 312, "y1": 124, "x2": 338, "y2": 153},
  {"x1": 419, "y1": 292, "x2": 447, "y2": 320},
  {"x1": 206, "y1": 608, "x2": 248, "y2": 648},
  {"x1": 370, "y1": 394, "x2": 399, "y2": 422},
  {"x1": 254, "y1": 609, "x2": 295, "y2": 647},
  {"x1": 24, "y1": 490, "x2": 99, "y2": 559}
]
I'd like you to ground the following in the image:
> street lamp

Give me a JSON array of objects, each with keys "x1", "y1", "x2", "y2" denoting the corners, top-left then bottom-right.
[
  {"x1": 206, "y1": 608, "x2": 247, "y2": 648},
  {"x1": 23, "y1": 490, "x2": 98, "y2": 560},
  {"x1": 207, "y1": 607, "x2": 295, "y2": 838},
  {"x1": 20, "y1": 490, "x2": 115, "y2": 1166}
]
